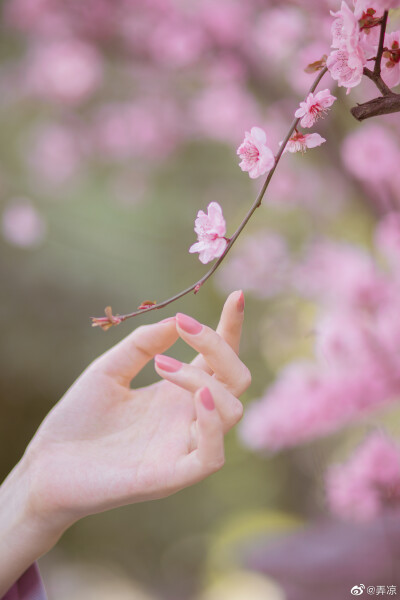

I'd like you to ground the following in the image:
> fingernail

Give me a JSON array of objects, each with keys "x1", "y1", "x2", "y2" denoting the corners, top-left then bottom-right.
[
  {"x1": 200, "y1": 387, "x2": 215, "y2": 410},
  {"x1": 161, "y1": 317, "x2": 176, "y2": 324},
  {"x1": 154, "y1": 354, "x2": 182, "y2": 372},
  {"x1": 176, "y1": 313, "x2": 203, "y2": 335},
  {"x1": 237, "y1": 290, "x2": 245, "y2": 313}
]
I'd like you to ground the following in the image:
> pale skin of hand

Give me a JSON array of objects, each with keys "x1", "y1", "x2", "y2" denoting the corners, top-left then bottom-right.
[{"x1": 0, "y1": 291, "x2": 250, "y2": 596}]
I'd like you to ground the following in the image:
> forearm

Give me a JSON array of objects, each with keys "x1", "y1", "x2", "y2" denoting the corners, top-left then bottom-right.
[{"x1": 0, "y1": 460, "x2": 61, "y2": 597}]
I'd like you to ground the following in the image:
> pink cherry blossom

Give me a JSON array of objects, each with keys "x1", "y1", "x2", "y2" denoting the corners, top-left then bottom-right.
[
  {"x1": 331, "y1": 1, "x2": 360, "y2": 53},
  {"x1": 283, "y1": 131, "x2": 326, "y2": 153},
  {"x1": 189, "y1": 202, "x2": 228, "y2": 264},
  {"x1": 294, "y1": 89, "x2": 336, "y2": 128},
  {"x1": 327, "y1": 45, "x2": 366, "y2": 92},
  {"x1": 326, "y1": 433, "x2": 400, "y2": 521},
  {"x1": 381, "y1": 32, "x2": 400, "y2": 90},
  {"x1": 237, "y1": 127, "x2": 275, "y2": 179}
]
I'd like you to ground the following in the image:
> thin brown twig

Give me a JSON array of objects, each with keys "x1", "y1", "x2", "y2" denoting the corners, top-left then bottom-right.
[
  {"x1": 361, "y1": 11, "x2": 392, "y2": 96},
  {"x1": 91, "y1": 67, "x2": 328, "y2": 329},
  {"x1": 374, "y1": 10, "x2": 388, "y2": 78}
]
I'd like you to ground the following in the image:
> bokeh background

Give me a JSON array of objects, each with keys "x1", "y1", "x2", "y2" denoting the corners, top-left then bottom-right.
[{"x1": 2, "y1": 1, "x2": 400, "y2": 599}]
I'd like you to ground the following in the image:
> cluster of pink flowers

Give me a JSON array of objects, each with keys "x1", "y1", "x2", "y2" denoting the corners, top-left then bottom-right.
[
  {"x1": 234, "y1": 88, "x2": 335, "y2": 186},
  {"x1": 192, "y1": 84, "x2": 336, "y2": 262},
  {"x1": 327, "y1": 0, "x2": 400, "y2": 91},
  {"x1": 281, "y1": 88, "x2": 336, "y2": 154},
  {"x1": 326, "y1": 433, "x2": 400, "y2": 521}
]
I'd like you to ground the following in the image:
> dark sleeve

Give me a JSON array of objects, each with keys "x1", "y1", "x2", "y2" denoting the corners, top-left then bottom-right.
[{"x1": 1, "y1": 564, "x2": 47, "y2": 600}]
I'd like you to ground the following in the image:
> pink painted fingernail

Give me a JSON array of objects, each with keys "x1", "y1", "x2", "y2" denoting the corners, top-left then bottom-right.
[
  {"x1": 237, "y1": 290, "x2": 245, "y2": 313},
  {"x1": 200, "y1": 387, "x2": 215, "y2": 411},
  {"x1": 154, "y1": 354, "x2": 182, "y2": 372},
  {"x1": 161, "y1": 317, "x2": 176, "y2": 324},
  {"x1": 176, "y1": 313, "x2": 203, "y2": 335}
]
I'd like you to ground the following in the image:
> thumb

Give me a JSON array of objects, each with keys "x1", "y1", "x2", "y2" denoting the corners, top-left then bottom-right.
[{"x1": 93, "y1": 317, "x2": 179, "y2": 385}]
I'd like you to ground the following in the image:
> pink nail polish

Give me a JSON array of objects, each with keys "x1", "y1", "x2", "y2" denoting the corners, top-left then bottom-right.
[
  {"x1": 237, "y1": 290, "x2": 245, "y2": 313},
  {"x1": 160, "y1": 317, "x2": 176, "y2": 324},
  {"x1": 200, "y1": 387, "x2": 215, "y2": 411},
  {"x1": 154, "y1": 354, "x2": 182, "y2": 372},
  {"x1": 176, "y1": 313, "x2": 203, "y2": 335}
]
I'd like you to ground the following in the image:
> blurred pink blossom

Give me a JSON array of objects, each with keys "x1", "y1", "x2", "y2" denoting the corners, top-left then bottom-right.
[
  {"x1": 240, "y1": 364, "x2": 396, "y2": 451},
  {"x1": 375, "y1": 212, "x2": 400, "y2": 274},
  {"x1": 294, "y1": 89, "x2": 336, "y2": 128},
  {"x1": 149, "y1": 18, "x2": 205, "y2": 68},
  {"x1": 191, "y1": 84, "x2": 260, "y2": 143},
  {"x1": 189, "y1": 202, "x2": 227, "y2": 264},
  {"x1": 198, "y1": 0, "x2": 250, "y2": 46},
  {"x1": 254, "y1": 7, "x2": 306, "y2": 62},
  {"x1": 4, "y1": 0, "x2": 66, "y2": 36},
  {"x1": 341, "y1": 124, "x2": 400, "y2": 182},
  {"x1": 354, "y1": 0, "x2": 400, "y2": 14},
  {"x1": 26, "y1": 123, "x2": 83, "y2": 184},
  {"x1": 93, "y1": 100, "x2": 181, "y2": 161},
  {"x1": 326, "y1": 433, "x2": 400, "y2": 521},
  {"x1": 283, "y1": 131, "x2": 326, "y2": 153},
  {"x1": 204, "y1": 55, "x2": 246, "y2": 85},
  {"x1": 216, "y1": 232, "x2": 290, "y2": 298},
  {"x1": 294, "y1": 241, "x2": 388, "y2": 310},
  {"x1": 237, "y1": 127, "x2": 275, "y2": 179},
  {"x1": 288, "y1": 41, "x2": 330, "y2": 94},
  {"x1": 28, "y1": 40, "x2": 102, "y2": 104},
  {"x1": 315, "y1": 310, "x2": 380, "y2": 372},
  {"x1": 5, "y1": 0, "x2": 115, "y2": 39},
  {"x1": 2, "y1": 199, "x2": 46, "y2": 248}
]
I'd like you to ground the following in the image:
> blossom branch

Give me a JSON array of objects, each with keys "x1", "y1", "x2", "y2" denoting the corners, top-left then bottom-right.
[
  {"x1": 91, "y1": 68, "x2": 328, "y2": 330},
  {"x1": 351, "y1": 10, "x2": 400, "y2": 121},
  {"x1": 351, "y1": 93, "x2": 400, "y2": 121}
]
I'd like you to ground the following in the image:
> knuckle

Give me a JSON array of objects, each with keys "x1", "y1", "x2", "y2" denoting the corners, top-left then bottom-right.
[
  {"x1": 239, "y1": 366, "x2": 252, "y2": 393},
  {"x1": 204, "y1": 327, "x2": 224, "y2": 350},
  {"x1": 207, "y1": 455, "x2": 225, "y2": 473},
  {"x1": 131, "y1": 328, "x2": 154, "y2": 360},
  {"x1": 232, "y1": 399, "x2": 244, "y2": 423}
]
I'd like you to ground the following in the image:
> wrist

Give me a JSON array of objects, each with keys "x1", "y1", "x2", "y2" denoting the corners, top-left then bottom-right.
[{"x1": 0, "y1": 458, "x2": 64, "y2": 596}]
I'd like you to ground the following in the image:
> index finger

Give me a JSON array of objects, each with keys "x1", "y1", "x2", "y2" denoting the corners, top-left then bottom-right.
[
  {"x1": 192, "y1": 290, "x2": 244, "y2": 372},
  {"x1": 92, "y1": 317, "x2": 179, "y2": 386},
  {"x1": 175, "y1": 314, "x2": 251, "y2": 396}
]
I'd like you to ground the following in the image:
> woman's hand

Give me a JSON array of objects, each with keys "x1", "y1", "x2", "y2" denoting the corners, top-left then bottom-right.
[{"x1": 0, "y1": 291, "x2": 250, "y2": 595}]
